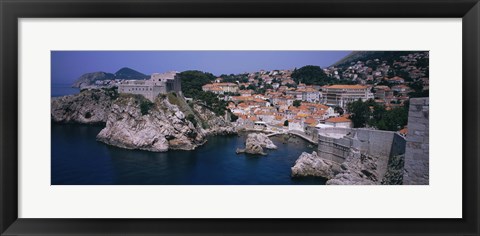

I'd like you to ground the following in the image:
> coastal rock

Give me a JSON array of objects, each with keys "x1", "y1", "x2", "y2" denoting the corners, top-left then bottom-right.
[
  {"x1": 237, "y1": 133, "x2": 277, "y2": 155},
  {"x1": 291, "y1": 149, "x2": 389, "y2": 185},
  {"x1": 325, "y1": 151, "x2": 380, "y2": 185},
  {"x1": 291, "y1": 151, "x2": 341, "y2": 179},
  {"x1": 96, "y1": 94, "x2": 206, "y2": 152},
  {"x1": 51, "y1": 89, "x2": 115, "y2": 124},
  {"x1": 247, "y1": 133, "x2": 277, "y2": 149}
]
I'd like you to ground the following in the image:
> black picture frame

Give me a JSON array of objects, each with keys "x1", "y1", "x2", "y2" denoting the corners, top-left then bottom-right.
[{"x1": 1, "y1": 0, "x2": 479, "y2": 235}]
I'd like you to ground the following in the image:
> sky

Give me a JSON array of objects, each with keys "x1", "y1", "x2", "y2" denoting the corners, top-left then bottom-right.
[{"x1": 51, "y1": 51, "x2": 351, "y2": 84}]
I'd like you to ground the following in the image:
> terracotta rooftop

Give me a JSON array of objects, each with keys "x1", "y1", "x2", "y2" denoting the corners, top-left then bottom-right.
[{"x1": 326, "y1": 116, "x2": 352, "y2": 123}]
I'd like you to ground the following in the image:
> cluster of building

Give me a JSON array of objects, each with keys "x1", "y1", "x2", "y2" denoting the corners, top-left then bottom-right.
[
  {"x1": 324, "y1": 52, "x2": 429, "y2": 84},
  {"x1": 117, "y1": 71, "x2": 181, "y2": 101},
  {"x1": 201, "y1": 53, "x2": 428, "y2": 135},
  {"x1": 113, "y1": 52, "x2": 428, "y2": 136},
  {"x1": 214, "y1": 81, "x2": 375, "y2": 133},
  {"x1": 201, "y1": 82, "x2": 239, "y2": 94}
]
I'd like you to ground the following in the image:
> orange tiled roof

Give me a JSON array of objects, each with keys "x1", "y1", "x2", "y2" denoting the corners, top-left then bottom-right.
[
  {"x1": 326, "y1": 116, "x2": 352, "y2": 123},
  {"x1": 304, "y1": 118, "x2": 317, "y2": 124}
]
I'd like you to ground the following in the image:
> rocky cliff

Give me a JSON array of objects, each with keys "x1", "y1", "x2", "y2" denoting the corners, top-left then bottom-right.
[
  {"x1": 51, "y1": 88, "x2": 115, "y2": 124},
  {"x1": 96, "y1": 94, "x2": 206, "y2": 152},
  {"x1": 52, "y1": 90, "x2": 235, "y2": 152},
  {"x1": 291, "y1": 150, "x2": 405, "y2": 185},
  {"x1": 192, "y1": 104, "x2": 236, "y2": 135}
]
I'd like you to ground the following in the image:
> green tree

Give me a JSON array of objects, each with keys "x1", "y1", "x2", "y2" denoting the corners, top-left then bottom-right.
[
  {"x1": 347, "y1": 99, "x2": 371, "y2": 128},
  {"x1": 334, "y1": 106, "x2": 344, "y2": 115},
  {"x1": 177, "y1": 70, "x2": 216, "y2": 98},
  {"x1": 140, "y1": 100, "x2": 154, "y2": 116},
  {"x1": 230, "y1": 112, "x2": 238, "y2": 122},
  {"x1": 283, "y1": 120, "x2": 289, "y2": 126},
  {"x1": 186, "y1": 114, "x2": 197, "y2": 127},
  {"x1": 347, "y1": 99, "x2": 408, "y2": 131},
  {"x1": 291, "y1": 65, "x2": 332, "y2": 86},
  {"x1": 293, "y1": 100, "x2": 302, "y2": 107}
]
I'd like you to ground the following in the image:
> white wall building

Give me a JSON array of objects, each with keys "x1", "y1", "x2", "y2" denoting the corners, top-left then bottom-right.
[{"x1": 323, "y1": 84, "x2": 374, "y2": 108}]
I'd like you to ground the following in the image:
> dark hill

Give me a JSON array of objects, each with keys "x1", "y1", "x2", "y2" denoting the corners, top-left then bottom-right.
[
  {"x1": 331, "y1": 51, "x2": 419, "y2": 67},
  {"x1": 114, "y1": 67, "x2": 149, "y2": 80}
]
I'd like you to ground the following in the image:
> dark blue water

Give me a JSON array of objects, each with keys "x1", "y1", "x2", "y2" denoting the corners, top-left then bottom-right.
[
  {"x1": 51, "y1": 123, "x2": 326, "y2": 185},
  {"x1": 51, "y1": 83, "x2": 79, "y2": 97}
]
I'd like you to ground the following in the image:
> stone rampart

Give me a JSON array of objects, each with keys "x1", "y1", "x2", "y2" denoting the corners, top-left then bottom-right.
[
  {"x1": 403, "y1": 98, "x2": 429, "y2": 185},
  {"x1": 317, "y1": 128, "x2": 406, "y2": 180}
]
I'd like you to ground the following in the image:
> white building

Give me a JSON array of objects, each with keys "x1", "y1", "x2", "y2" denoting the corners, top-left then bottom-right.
[
  {"x1": 288, "y1": 120, "x2": 304, "y2": 132},
  {"x1": 323, "y1": 84, "x2": 374, "y2": 108}
]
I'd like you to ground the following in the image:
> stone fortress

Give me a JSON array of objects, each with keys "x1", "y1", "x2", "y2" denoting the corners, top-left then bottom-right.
[
  {"x1": 316, "y1": 127, "x2": 407, "y2": 182},
  {"x1": 118, "y1": 71, "x2": 181, "y2": 101},
  {"x1": 294, "y1": 97, "x2": 429, "y2": 185}
]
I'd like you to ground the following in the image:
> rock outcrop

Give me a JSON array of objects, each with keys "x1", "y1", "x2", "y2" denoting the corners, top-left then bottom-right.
[
  {"x1": 291, "y1": 151, "x2": 341, "y2": 179},
  {"x1": 291, "y1": 149, "x2": 404, "y2": 185},
  {"x1": 96, "y1": 94, "x2": 206, "y2": 152},
  {"x1": 51, "y1": 89, "x2": 115, "y2": 124},
  {"x1": 325, "y1": 151, "x2": 380, "y2": 185},
  {"x1": 236, "y1": 133, "x2": 277, "y2": 155},
  {"x1": 52, "y1": 89, "x2": 237, "y2": 152}
]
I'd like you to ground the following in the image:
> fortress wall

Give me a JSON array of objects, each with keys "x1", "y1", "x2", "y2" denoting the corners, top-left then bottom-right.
[
  {"x1": 403, "y1": 98, "x2": 429, "y2": 185},
  {"x1": 318, "y1": 127, "x2": 351, "y2": 137},
  {"x1": 317, "y1": 127, "x2": 407, "y2": 180},
  {"x1": 318, "y1": 135, "x2": 351, "y2": 162},
  {"x1": 354, "y1": 129, "x2": 395, "y2": 158}
]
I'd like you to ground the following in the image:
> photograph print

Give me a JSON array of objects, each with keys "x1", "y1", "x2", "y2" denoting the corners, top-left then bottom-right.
[{"x1": 51, "y1": 50, "x2": 429, "y2": 185}]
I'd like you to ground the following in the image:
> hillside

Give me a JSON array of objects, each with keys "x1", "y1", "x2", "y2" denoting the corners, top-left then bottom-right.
[
  {"x1": 331, "y1": 51, "x2": 419, "y2": 67},
  {"x1": 115, "y1": 67, "x2": 149, "y2": 80},
  {"x1": 71, "y1": 72, "x2": 115, "y2": 88},
  {"x1": 71, "y1": 67, "x2": 147, "y2": 88}
]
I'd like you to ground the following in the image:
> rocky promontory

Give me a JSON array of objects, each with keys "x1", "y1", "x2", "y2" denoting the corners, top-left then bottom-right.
[
  {"x1": 51, "y1": 88, "x2": 116, "y2": 124},
  {"x1": 52, "y1": 89, "x2": 236, "y2": 152},
  {"x1": 236, "y1": 133, "x2": 277, "y2": 155},
  {"x1": 96, "y1": 94, "x2": 206, "y2": 152}
]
